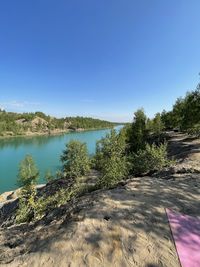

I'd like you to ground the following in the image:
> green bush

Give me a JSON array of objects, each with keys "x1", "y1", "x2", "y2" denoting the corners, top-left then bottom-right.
[
  {"x1": 16, "y1": 198, "x2": 33, "y2": 223},
  {"x1": 33, "y1": 184, "x2": 84, "y2": 220},
  {"x1": 187, "y1": 124, "x2": 200, "y2": 138},
  {"x1": 16, "y1": 155, "x2": 39, "y2": 224},
  {"x1": 17, "y1": 155, "x2": 39, "y2": 187},
  {"x1": 61, "y1": 140, "x2": 91, "y2": 179},
  {"x1": 100, "y1": 157, "x2": 128, "y2": 187},
  {"x1": 55, "y1": 170, "x2": 63, "y2": 179},
  {"x1": 45, "y1": 170, "x2": 54, "y2": 182},
  {"x1": 33, "y1": 188, "x2": 73, "y2": 220},
  {"x1": 95, "y1": 129, "x2": 128, "y2": 187},
  {"x1": 127, "y1": 109, "x2": 148, "y2": 153},
  {"x1": 16, "y1": 144, "x2": 92, "y2": 223},
  {"x1": 16, "y1": 185, "x2": 37, "y2": 223},
  {"x1": 130, "y1": 143, "x2": 170, "y2": 175}
]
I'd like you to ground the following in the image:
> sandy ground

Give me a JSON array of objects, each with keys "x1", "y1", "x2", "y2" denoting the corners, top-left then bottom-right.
[{"x1": 0, "y1": 133, "x2": 200, "y2": 267}]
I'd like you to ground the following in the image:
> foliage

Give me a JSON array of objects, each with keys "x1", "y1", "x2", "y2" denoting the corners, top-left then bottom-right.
[
  {"x1": 95, "y1": 129, "x2": 128, "y2": 187},
  {"x1": 161, "y1": 84, "x2": 200, "y2": 131},
  {"x1": 61, "y1": 140, "x2": 91, "y2": 179},
  {"x1": 33, "y1": 188, "x2": 74, "y2": 220},
  {"x1": 16, "y1": 156, "x2": 85, "y2": 222},
  {"x1": 171, "y1": 97, "x2": 186, "y2": 129},
  {"x1": 17, "y1": 155, "x2": 39, "y2": 187},
  {"x1": 16, "y1": 198, "x2": 34, "y2": 223},
  {"x1": 187, "y1": 124, "x2": 200, "y2": 138},
  {"x1": 16, "y1": 155, "x2": 84, "y2": 222},
  {"x1": 16, "y1": 155, "x2": 39, "y2": 223},
  {"x1": 130, "y1": 143, "x2": 170, "y2": 175},
  {"x1": 45, "y1": 170, "x2": 54, "y2": 182},
  {"x1": 31, "y1": 178, "x2": 99, "y2": 221},
  {"x1": 160, "y1": 110, "x2": 174, "y2": 130},
  {"x1": 149, "y1": 113, "x2": 164, "y2": 135},
  {"x1": 181, "y1": 86, "x2": 200, "y2": 129},
  {"x1": 55, "y1": 170, "x2": 63, "y2": 179},
  {"x1": 66, "y1": 116, "x2": 118, "y2": 130},
  {"x1": 127, "y1": 109, "x2": 149, "y2": 153}
]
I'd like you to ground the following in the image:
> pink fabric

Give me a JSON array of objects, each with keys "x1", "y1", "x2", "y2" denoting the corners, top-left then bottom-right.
[{"x1": 166, "y1": 208, "x2": 200, "y2": 267}]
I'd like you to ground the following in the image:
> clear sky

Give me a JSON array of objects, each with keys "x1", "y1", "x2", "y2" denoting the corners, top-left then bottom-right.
[{"x1": 0, "y1": 0, "x2": 200, "y2": 122}]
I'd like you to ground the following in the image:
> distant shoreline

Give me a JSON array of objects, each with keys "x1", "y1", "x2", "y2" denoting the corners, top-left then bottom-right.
[{"x1": 0, "y1": 125, "x2": 121, "y2": 140}]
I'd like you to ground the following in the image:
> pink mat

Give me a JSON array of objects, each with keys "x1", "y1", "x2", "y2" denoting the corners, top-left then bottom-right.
[{"x1": 166, "y1": 208, "x2": 200, "y2": 267}]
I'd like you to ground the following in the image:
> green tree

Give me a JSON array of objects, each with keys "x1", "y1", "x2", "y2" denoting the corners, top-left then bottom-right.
[
  {"x1": 95, "y1": 129, "x2": 128, "y2": 187},
  {"x1": 161, "y1": 110, "x2": 174, "y2": 130},
  {"x1": 151, "y1": 113, "x2": 164, "y2": 135},
  {"x1": 61, "y1": 140, "x2": 91, "y2": 179},
  {"x1": 128, "y1": 108, "x2": 148, "y2": 152},
  {"x1": 17, "y1": 155, "x2": 39, "y2": 187},
  {"x1": 16, "y1": 155, "x2": 39, "y2": 223},
  {"x1": 165, "y1": 84, "x2": 200, "y2": 131},
  {"x1": 182, "y1": 85, "x2": 200, "y2": 129},
  {"x1": 172, "y1": 97, "x2": 186, "y2": 129}
]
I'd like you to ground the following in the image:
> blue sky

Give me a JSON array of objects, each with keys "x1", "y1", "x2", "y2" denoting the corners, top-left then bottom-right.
[{"x1": 0, "y1": 0, "x2": 200, "y2": 122}]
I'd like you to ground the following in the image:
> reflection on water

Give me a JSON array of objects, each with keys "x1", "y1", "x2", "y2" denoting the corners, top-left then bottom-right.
[{"x1": 0, "y1": 134, "x2": 66, "y2": 150}]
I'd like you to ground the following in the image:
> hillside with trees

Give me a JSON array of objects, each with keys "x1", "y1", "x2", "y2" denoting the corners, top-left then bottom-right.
[
  {"x1": 0, "y1": 110, "x2": 118, "y2": 137},
  {"x1": 161, "y1": 83, "x2": 200, "y2": 135}
]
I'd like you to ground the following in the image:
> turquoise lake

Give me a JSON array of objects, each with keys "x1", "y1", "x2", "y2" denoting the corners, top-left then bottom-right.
[{"x1": 0, "y1": 126, "x2": 123, "y2": 194}]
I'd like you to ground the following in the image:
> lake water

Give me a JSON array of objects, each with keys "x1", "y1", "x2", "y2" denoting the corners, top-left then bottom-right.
[{"x1": 0, "y1": 126, "x2": 123, "y2": 194}]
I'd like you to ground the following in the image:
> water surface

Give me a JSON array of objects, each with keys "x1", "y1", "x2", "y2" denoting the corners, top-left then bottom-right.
[{"x1": 0, "y1": 126, "x2": 123, "y2": 193}]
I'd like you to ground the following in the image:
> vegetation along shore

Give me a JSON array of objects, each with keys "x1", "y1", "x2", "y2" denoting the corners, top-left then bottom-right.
[{"x1": 0, "y1": 111, "x2": 120, "y2": 138}]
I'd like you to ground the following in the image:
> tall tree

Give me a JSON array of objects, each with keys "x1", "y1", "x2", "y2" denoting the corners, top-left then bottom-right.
[
  {"x1": 95, "y1": 129, "x2": 128, "y2": 187},
  {"x1": 61, "y1": 140, "x2": 91, "y2": 179},
  {"x1": 152, "y1": 113, "x2": 164, "y2": 135},
  {"x1": 161, "y1": 110, "x2": 173, "y2": 130},
  {"x1": 128, "y1": 108, "x2": 148, "y2": 152},
  {"x1": 172, "y1": 97, "x2": 186, "y2": 129},
  {"x1": 182, "y1": 85, "x2": 200, "y2": 129}
]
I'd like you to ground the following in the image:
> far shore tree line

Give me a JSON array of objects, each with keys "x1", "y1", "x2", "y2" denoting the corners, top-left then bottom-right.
[
  {"x1": 0, "y1": 110, "x2": 118, "y2": 136},
  {"x1": 15, "y1": 83, "x2": 200, "y2": 223}
]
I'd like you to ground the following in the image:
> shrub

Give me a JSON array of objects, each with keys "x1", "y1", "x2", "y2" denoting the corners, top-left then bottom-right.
[
  {"x1": 130, "y1": 143, "x2": 170, "y2": 175},
  {"x1": 45, "y1": 170, "x2": 54, "y2": 182},
  {"x1": 55, "y1": 170, "x2": 63, "y2": 179},
  {"x1": 16, "y1": 198, "x2": 33, "y2": 223},
  {"x1": 33, "y1": 188, "x2": 73, "y2": 220},
  {"x1": 187, "y1": 124, "x2": 200, "y2": 138},
  {"x1": 17, "y1": 155, "x2": 39, "y2": 187},
  {"x1": 95, "y1": 129, "x2": 128, "y2": 187},
  {"x1": 16, "y1": 155, "x2": 39, "y2": 223},
  {"x1": 127, "y1": 109, "x2": 148, "y2": 153},
  {"x1": 33, "y1": 184, "x2": 85, "y2": 220},
  {"x1": 61, "y1": 140, "x2": 91, "y2": 179}
]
